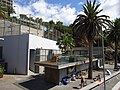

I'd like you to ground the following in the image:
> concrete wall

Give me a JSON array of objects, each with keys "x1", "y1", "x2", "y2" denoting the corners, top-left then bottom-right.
[
  {"x1": 0, "y1": 20, "x2": 21, "y2": 36},
  {"x1": 21, "y1": 25, "x2": 44, "y2": 37},
  {"x1": 3, "y1": 34, "x2": 29, "y2": 74},
  {"x1": 0, "y1": 20, "x2": 44, "y2": 37}
]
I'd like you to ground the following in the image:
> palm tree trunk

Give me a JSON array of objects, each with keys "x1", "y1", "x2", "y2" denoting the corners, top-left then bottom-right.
[
  {"x1": 88, "y1": 39, "x2": 93, "y2": 79},
  {"x1": 114, "y1": 35, "x2": 118, "y2": 69}
]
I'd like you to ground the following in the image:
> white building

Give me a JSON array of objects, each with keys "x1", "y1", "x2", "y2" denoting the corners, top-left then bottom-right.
[{"x1": 1, "y1": 34, "x2": 59, "y2": 75}]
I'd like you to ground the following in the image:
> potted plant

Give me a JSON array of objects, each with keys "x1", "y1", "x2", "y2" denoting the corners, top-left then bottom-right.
[
  {"x1": 53, "y1": 56, "x2": 59, "y2": 62},
  {"x1": 0, "y1": 66, "x2": 5, "y2": 78}
]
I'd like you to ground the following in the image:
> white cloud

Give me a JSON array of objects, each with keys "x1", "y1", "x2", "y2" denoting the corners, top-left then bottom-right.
[
  {"x1": 13, "y1": 0, "x2": 78, "y2": 25},
  {"x1": 78, "y1": 0, "x2": 120, "y2": 21},
  {"x1": 14, "y1": 0, "x2": 120, "y2": 25},
  {"x1": 99, "y1": 0, "x2": 120, "y2": 20},
  {"x1": 13, "y1": 3, "x2": 34, "y2": 17},
  {"x1": 78, "y1": 2, "x2": 83, "y2": 5}
]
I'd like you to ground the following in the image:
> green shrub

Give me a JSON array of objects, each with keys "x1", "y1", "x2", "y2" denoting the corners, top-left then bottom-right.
[{"x1": 0, "y1": 66, "x2": 5, "y2": 74}]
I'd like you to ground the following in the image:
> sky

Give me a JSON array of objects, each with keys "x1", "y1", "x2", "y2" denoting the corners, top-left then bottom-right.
[{"x1": 13, "y1": 0, "x2": 120, "y2": 25}]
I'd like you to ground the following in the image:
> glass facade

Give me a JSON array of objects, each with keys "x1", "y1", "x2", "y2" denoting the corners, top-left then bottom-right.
[{"x1": 35, "y1": 48, "x2": 62, "y2": 62}]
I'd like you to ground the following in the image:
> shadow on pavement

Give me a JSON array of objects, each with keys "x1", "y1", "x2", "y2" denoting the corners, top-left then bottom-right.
[
  {"x1": 73, "y1": 86, "x2": 81, "y2": 89},
  {"x1": 14, "y1": 74, "x2": 56, "y2": 90}
]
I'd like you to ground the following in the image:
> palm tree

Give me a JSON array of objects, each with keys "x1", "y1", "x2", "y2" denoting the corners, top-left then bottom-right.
[
  {"x1": 35, "y1": 18, "x2": 42, "y2": 29},
  {"x1": 54, "y1": 21, "x2": 64, "y2": 33},
  {"x1": 56, "y1": 33, "x2": 75, "y2": 55},
  {"x1": 20, "y1": 14, "x2": 28, "y2": 20},
  {"x1": 72, "y1": 0, "x2": 112, "y2": 79},
  {"x1": 107, "y1": 18, "x2": 120, "y2": 69},
  {"x1": 49, "y1": 20, "x2": 55, "y2": 29}
]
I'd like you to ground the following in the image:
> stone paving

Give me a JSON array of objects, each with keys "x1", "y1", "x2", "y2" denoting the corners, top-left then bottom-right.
[
  {"x1": 0, "y1": 64, "x2": 119, "y2": 90},
  {"x1": 0, "y1": 74, "x2": 27, "y2": 90}
]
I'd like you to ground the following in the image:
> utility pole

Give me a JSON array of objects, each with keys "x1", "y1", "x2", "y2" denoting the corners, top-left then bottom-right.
[{"x1": 99, "y1": 29, "x2": 106, "y2": 90}]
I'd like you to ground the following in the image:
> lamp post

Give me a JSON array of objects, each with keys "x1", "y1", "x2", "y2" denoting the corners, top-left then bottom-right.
[
  {"x1": 102, "y1": 32, "x2": 106, "y2": 90},
  {"x1": 100, "y1": 30, "x2": 106, "y2": 90}
]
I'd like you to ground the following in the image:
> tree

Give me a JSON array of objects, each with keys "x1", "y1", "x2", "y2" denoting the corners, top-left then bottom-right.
[
  {"x1": 0, "y1": 0, "x2": 15, "y2": 18},
  {"x1": 56, "y1": 33, "x2": 75, "y2": 54},
  {"x1": 54, "y1": 21, "x2": 71, "y2": 33},
  {"x1": 72, "y1": 0, "x2": 111, "y2": 79},
  {"x1": 0, "y1": 1, "x2": 7, "y2": 19},
  {"x1": 7, "y1": 5, "x2": 15, "y2": 16},
  {"x1": 20, "y1": 14, "x2": 29, "y2": 20},
  {"x1": 54, "y1": 21, "x2": 64, "y2": 33},
  {"x1": 38, "y1": 18, "x2": 42, "y2": 24},
  {"x1": 35, "y1": 18, "x2": 42, "y2": 29},
  {"x1": 49, "y1": 20, "x2": 55, "y2": 29},
  {"x1": 0, "y1": 7, "x2": 6, "y2": 19},
  {"x1": 107, "y1": 18, "x2": 120, "y2": 69},
  {"x1": 29, "y1": 16, "x2": 34, "y2": 22}
]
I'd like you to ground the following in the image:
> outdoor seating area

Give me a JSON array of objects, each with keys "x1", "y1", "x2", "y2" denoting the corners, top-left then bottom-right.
[
  {"x1": 60, "y1": 71, "x2": 87, "y2": 86},
  {"x1": 35, "y1": 57, "x2": 99, "y2": 85}
]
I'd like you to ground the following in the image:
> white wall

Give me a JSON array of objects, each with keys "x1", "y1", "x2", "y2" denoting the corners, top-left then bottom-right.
[
  {"x1": 29, "y1": 34, "x2": 59, "y2": 50},
  {"x1": 3, "y1": 35, "x2": 29, "y2": 74}
]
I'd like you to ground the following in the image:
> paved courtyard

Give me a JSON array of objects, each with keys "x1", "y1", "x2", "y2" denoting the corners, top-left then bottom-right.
[
  {"x1": 0, "y1": 64, "x2": 119, "y2": 90},
  {"x1": 0, "y1": 74, "x2": 94, "y2": 90}
]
